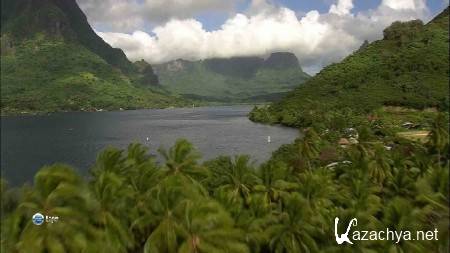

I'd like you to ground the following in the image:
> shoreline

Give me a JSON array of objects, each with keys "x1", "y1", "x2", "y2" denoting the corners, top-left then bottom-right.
[{"x1": 0, "y1": 102, "x2": 270, "y2": 117}]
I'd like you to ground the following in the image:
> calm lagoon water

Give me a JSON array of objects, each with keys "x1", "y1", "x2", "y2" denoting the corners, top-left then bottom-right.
[{"x1": 1, "y1": 106, "x2": 299, "y2": 185}]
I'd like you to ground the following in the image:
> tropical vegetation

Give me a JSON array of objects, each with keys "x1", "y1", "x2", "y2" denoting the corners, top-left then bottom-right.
[
  {"x1": 1, "y1": 0, "x2": 189, "y2": 115},
  {"x1": 1, "y1": 113, "x2": 448, "y2": 252},
  {"x1": 249, "y1": 8, "x2": 449, "y2": 128},
  {"x1": 1, "y1": 3, "x2": 449, "y2": 253}
]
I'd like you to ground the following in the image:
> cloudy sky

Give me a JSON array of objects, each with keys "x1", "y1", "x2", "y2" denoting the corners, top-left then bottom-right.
[{"x1": 76, "y1": 0, "x2": 448, "y2": 74}]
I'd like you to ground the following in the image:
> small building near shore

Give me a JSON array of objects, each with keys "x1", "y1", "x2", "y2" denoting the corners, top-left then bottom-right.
[{"x1": 339, "y1": 138, "x2": 351, "y2": 148}]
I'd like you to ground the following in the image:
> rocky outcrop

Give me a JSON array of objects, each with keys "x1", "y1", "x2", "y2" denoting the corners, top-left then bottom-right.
[
  {"x1": 263, "y1": 52, "x2": 300, "y2": 69},
  {"x1": 134, "y1": 60, "x2": 159, "y2": 86}
]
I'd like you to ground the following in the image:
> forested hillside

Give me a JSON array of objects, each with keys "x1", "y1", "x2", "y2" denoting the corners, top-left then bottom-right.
[
  {"x1": 0, "y1": 0, "x2": 186, "y2": 114},
  {"x1": 250, "y1": 8, "x2": 449, "y2": 127},
  {"x1": 1, "y1": 6, "x2": 449, "y2": 253}
]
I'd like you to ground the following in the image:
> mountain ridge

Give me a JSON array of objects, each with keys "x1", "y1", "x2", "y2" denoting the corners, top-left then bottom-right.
[{"x1": 154, "y1": 52, "x2": 310, "y2": 102}]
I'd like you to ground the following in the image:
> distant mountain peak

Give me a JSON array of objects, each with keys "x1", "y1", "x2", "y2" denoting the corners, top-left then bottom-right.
[
  {"x1": 204, "y1": 56, "x2": 265, "y2": 78},
  {"x1": 155, "y1": 52, "x2": 303, "y2": 76},
  {"x1": 264, "y1": 52, "x2": 300, "y2": 69}
]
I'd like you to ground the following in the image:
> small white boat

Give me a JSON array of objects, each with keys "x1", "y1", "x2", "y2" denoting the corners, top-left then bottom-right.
[{"x1": 267, "y1": 136, "x2": 271, "y2": 143}]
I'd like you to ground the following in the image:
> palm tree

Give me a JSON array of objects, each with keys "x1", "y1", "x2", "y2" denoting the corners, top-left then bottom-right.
[
  {"x1": 1, "y1": 179, "x2": 24, "y2": 253},
  {"x1": 91, "y1": 147, "x2": 127, "y2": 177},
  {"x1": 267, "y1": 192, "x2": 320, "y2": 253},
  {"x1": 126, "y1": 143, "x2": 154, "y2": 165},
  {"x1": 125, "y1": 155, "x2": 162, "y2": 215},
  {"x1": 142, "y1": 176, "x2": 193, "y2": 253},
  {"x1": 211, "y1": 155, "x2": 261, "y2": 205},
  {"x1": 0, "y1": 178, "x2": 19, "y2": 218},
  {"x1": 92, "y1": 143, "x2": 155, "y2": 179},
  {"x1": 293, "y1": 128, "x2": 320, "y2": 171},
  {"x1": 415, "y1": 165, "x2": 449, "y2": 252},
  {"x1": 295, "y1": 168, "x2": 336, "y2": 213},
  {"x1": 426, "y1": 113, "x2": 449, "y2": 167},
  {"x1": 385, "y1": 167, "x2": 417, "y2": 199},
  {"x1": 325, "y1": 163, "x2": 383, "y2": 252},
  {"x1": 402, "y1": 141, "x2": 432, "y2": 178},
  {"x1": 158, "y1": 139, "x2": 208, "y2": 181},
  {"x1": 90, "y1": 143, "x2": 163, "y2": 251},
  {"x1": 13, "y1": 165, "x2": 104, "y2": 253},
  {"x1": 367, "y1": 144, "x2": 392, "y2": 185},
  {"x1": 1, "y1": 210, "x2": 22, "y2": 253},
  {"x1": 176, "y1": 200, "x2": 249, "y2": 253},
  {"x1": 378, "y1": 198, "x2": 426, "y2": 253},
  {"x1": 233, "y1": 194, "x2": 275, "y2": 252},
  {"x1": 345, "y1": 144, "x2": 372, "y2": 173},
  {"x1": 255, "y1": 161, "x2": 296, "y2": 209},
  {"x1": 127, "y1": 160, "x2": 164, "y2": 248},
  {"x1": 124, "y1": 143, "x2": 162, "y2": 193},
  {"x1": 140, "y1": 174, "x2": 206, "y2": 253},
  {"x1": 90, "y1": 170, "x2": 135, "y2": 252},
  {"x1": 142, "y1": 183, "x2": 249, "y2": 253},
  {"x1": 338, "y1": 172, "x2": 382, "y2": 233}
]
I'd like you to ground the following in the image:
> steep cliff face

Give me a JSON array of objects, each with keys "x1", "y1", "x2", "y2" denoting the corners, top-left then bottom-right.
[
  {"x1": 202, "y1": 52, "x2": 303, "y2": 78},
  {"x1": 204, "y1": 57, "x2": 265, "y2": 79},
  {"x1": 1, "y1": 0, "x2": 134, "y2": 73},
  {"x1": 0, "y1": 0, "x2": 183, "y2": 113},
  {"x1": 134, "y1": 60, "x2": 160, "y2": 86}
]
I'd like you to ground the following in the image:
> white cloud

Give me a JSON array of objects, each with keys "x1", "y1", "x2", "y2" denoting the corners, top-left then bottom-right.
[
  {"x1": 76, "y1": 0, "x2": 239, "y2": 32},
  {"x1": 381, "y1": 0, "x2": 423, "y2": 10},
  {"x1": 96, "y1": 0, "x2": 431, "y2": 74},
  {"x1": 329, "y1": 0, "x2": 354, "y2": 16}
]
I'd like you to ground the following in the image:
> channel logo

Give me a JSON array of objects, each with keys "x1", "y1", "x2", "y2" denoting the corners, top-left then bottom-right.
[
  {"x1": 31, "y1": 213, "x2": 60, "y2": 225},
  {"x1": 32, "y1": 213, "x2": 45, "y2": 226}
]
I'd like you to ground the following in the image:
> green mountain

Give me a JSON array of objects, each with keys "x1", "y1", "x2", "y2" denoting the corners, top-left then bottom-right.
[
  {"x1": 250, "y1": 8, "x2": 449, "y2": 126},
  {"x1": 153, "y1": 52, "x2": 310, "y2": 103},
  {"x1": 0, "y1": 0, "x2": 186, "y2": 114}
]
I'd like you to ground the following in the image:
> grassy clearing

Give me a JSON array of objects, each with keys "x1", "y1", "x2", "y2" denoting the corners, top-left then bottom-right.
[{"x1": 397, "y1": 130, "x2": 430, "y2": 142}]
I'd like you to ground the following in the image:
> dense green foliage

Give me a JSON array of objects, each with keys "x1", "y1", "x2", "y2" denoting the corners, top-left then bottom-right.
[
  {"x1": 1, "y1": 0, "x2": 134, "y2": 73},
  {"x1": 153, "y1": 53, "x2": 310, "y2": 103},
  {"x1": 1, "y1": 4, "x2": 449, "y2": 253},
  {"x1": 1, "y1": 114, "x2": 448, "y2": 252},
  {"x1": 1, "y1": 35, "x2": 186, "y2": 113},
  {"x1": 250, "y1": 8, "x2": 449, "y2": 127},
  {"x1": 0, "y1": 0, "x2": 187, "y2": 114}
]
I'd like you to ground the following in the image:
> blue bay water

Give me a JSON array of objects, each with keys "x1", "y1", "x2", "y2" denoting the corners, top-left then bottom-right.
[{"x1": 1, "y1": 106, "x2": 298, "y2": 185}]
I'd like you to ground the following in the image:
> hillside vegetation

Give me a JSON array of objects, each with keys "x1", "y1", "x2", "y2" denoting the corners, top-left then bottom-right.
[
  {"x1": 154, "y1": 53, "x2": 310, "y2": 103},
  {"x1": 1, "y1": 6, "x2": 449, "y2": 253},
  {"x1": 1, "y1": 0, "x2": 186, "y2": 114},
  {"x1": 250, "y1": 8, "x2": 449, "y2": 127},
  {"x1": 2, "y1": 114, "x2": 448, "y2": 252}
]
